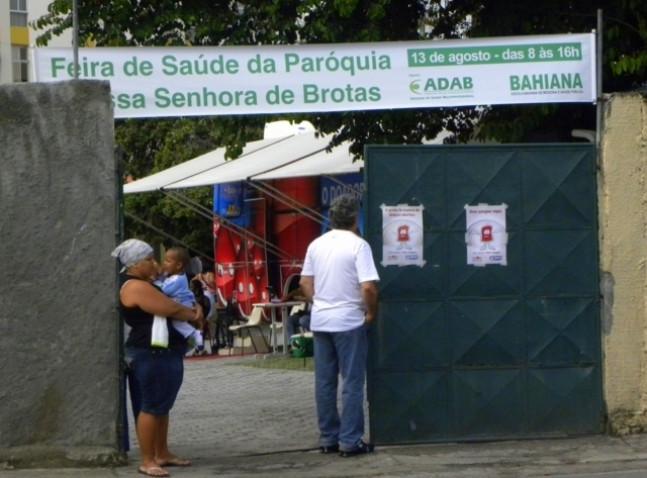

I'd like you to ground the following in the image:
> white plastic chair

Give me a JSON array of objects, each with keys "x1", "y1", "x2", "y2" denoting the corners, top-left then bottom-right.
[{"x1": 228, "y1": 306, "x2": 269, "y2": 354}]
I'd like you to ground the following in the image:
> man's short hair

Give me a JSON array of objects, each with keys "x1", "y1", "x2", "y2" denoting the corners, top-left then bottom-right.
[{"x1": 329, "y1": 194, "x2": 360, "y2": 230}]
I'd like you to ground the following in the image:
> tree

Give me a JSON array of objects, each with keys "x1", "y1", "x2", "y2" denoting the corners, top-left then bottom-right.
[
  {"x1": 35, "y1": 0, "x2": 647, "y2": 251},
  {"x1": 432, "y1": 0, "x2": 647, "y2": 141}
]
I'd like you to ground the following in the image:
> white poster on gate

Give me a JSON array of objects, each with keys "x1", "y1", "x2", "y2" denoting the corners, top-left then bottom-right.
[
  {"x1": 381, "y1": 204, "x2": 425, "y2": 267},
  {"x1": 465, "y1": 204, "x2": 508, "y2": 266}
]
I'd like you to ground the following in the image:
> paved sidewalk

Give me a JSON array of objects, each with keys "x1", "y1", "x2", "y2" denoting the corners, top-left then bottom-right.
[{"x1": 4, "y1": 356, "x2": 647, "y2": 477}]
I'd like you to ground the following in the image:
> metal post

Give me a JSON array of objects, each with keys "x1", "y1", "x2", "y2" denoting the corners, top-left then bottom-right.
[
  {"x1": 595, "y1": 9, "x2": 603, "y2": 150},
  {"x1": 72, "y1": 0, "x2": 79, "y2": 79}
]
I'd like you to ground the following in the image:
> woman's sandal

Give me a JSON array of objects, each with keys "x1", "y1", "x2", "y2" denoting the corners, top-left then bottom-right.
[
  {"x1": 138, "y1": 465, "x2": 169, "y2": 477},
  {"x1": 156, "y1": 456, "x2": 191, "y2": 467}
]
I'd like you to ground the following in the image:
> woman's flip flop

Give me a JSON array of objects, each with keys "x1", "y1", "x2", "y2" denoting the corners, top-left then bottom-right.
[
  {"x1": 156, "y1": 457, "x2": 191, "y2": 467},
  {"x1": 138, "y1": 465, "x2": 170, "y2": 477}
]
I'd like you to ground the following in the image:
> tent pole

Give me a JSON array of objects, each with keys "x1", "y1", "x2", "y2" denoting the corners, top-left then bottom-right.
[
  {"x1": 161, "y1": 190, "x2": 293, "y2": 260},
  {"x1": 247, "y1": 144, "x2": 330, "y2": 180},
  {"x1": 125, "y1": 211, "x2": 213, "y2": 262},
  {"x1": 246, "y1": 181, "x2": 327, "y2": 225},
  {"x1": 162, "y1": 135, "x2": 295, "y2": 190}
]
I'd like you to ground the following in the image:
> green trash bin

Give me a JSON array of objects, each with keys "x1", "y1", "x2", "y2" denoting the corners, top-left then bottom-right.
[{"x1": 290, "y1": 334, "x2": 313, "y2": 358}]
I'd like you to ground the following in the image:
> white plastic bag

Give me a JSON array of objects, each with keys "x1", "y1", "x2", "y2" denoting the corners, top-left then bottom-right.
[{"x1": 151, "y1": 315, "x2": 169, "y2": 348}]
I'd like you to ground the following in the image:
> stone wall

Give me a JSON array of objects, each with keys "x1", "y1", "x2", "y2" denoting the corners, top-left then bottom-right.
[
  {"x1": 0, "y1": 81, "x2": 122, "y2": 466},
  {"x1": 599, "y1": 92, "x2": 647, "y2": 434}
]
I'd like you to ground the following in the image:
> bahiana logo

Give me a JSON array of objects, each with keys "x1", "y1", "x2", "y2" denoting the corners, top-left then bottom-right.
[
  {"x1": 509, "y1": 73, "x2": 583, "y2": 92},
  {"x1": 410, "y1": 76, "x2": 474, "y2": 96}
]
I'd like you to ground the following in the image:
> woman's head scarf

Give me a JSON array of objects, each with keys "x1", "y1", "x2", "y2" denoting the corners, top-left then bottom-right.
[{"x1": 111, "y1": 238, "x2": 154, "y2": 272}]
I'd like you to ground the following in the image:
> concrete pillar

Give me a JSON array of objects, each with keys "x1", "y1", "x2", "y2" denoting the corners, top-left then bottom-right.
[
  {"x1": 599, "y1": 92, "x2": 647, "y2": 433},
  {"x1": 0, "y1": 81, "x2": 122, "y2": 465}
]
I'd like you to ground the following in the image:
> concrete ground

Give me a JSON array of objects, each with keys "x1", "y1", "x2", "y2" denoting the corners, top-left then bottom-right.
[{"x1": 3, "y1": 355, "x2": 647, "y2": 477}]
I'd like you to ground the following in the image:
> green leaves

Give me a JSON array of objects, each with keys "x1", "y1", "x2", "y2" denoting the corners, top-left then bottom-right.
[
  {"x1": 333, "y1": 0, "x2": 360, "y2": 18},
  {"x1": 612, "y1": 53, "x2": 647, "y2": 76}
]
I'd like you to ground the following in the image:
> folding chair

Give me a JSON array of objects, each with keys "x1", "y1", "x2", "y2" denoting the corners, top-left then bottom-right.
[{"x1": 228, "y1": 306, "x2": 270, "y2": 354}]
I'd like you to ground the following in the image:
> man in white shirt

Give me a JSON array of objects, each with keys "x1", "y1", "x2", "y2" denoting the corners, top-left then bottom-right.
[{"x1": 300, "y1": 194, "x2": 379, "y2": 457}]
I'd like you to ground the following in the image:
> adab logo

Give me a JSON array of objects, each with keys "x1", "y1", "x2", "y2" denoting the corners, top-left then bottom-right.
[
  {"x1": 409, "y1": 76, "x2": 474, "y2": 96},
  {"x1": 409, "y1": 79, "x2": 422, "y2": 94}
]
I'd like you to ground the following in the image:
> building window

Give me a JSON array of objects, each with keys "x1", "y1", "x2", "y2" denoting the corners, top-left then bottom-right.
[
  {"x1": 12, "y1": 46, "x2": 29, "y2": 82},
  {"x1": 10, "y1": 0, "x2": 28, "y2": 27}
]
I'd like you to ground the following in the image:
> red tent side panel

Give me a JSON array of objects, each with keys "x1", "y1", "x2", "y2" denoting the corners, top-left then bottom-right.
[{"x1": 214, "y1": 221, "x2": 236, "y2": 302}]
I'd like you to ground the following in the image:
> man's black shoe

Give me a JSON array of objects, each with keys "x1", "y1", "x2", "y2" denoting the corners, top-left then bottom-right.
[
  {"x1": 339, "y1": 441, "x2": 374, "y2": 457},
  {"x1": 319, "y1": 444, "x2": 339, "y2": 454}
]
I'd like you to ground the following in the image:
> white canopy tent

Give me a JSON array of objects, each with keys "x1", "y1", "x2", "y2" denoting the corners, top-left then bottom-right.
[
  {"x1": 123, "y1": 135, "x2": 292, "y2": 194},
  {"x1": 124, "y1": 129, "x2": 363, "y2": 194},
  {"x1": 251, "y1": 141, "x2": 362, "y2": 180},
  {"x1": 165, "y1": 131, "x2": 336, "y2": 190}
]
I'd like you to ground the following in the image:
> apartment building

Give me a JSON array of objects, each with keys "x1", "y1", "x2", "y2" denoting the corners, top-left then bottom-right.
[{"x1": 0, "y1": 0, "x2": 71, "y2": 84}]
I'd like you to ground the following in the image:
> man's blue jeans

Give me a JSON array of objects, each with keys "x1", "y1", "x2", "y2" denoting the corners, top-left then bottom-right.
[{"x1": 313, "y1": 324, "x2": 368, "y2": 451}]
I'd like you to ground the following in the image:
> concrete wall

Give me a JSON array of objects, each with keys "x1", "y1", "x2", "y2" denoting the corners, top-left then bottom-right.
[
  {"x1": 0, "y1": 81, "x2": 122, "y2": 466},
  {"x1": 600, "y1": 92, "x2": 647, "y2": 434},
  {"x1": 0, "y1": 2, "x2": 13, "y2": 83}
]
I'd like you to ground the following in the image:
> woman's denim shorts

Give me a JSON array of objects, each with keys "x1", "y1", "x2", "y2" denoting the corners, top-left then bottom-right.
[{"x1": 127, "y1": 347, "x2": 184, "y2": 416}]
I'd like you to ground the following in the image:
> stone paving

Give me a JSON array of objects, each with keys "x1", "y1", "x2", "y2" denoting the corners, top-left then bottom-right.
[
  {"x1": 129, "y1": 355, "x2": 322, "y2": 458},
  {"x1": 7, "y1": 355, "x2": 647, "y2": 477}
]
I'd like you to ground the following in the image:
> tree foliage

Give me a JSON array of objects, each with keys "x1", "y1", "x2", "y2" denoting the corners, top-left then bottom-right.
[
  {"x1": 442, "y1": 0, "x2": 647, "y2": 141},
  {"x1": 35, "y1": 0, "x2": 647, "y2": 252}
]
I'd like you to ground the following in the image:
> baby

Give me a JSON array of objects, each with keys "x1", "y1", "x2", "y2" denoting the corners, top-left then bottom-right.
[{"x1": 157, "y1": 246, "x2": 204, "y2": 352}]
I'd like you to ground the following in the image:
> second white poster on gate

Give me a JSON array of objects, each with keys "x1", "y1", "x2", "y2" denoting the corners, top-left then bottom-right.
[{"x1": 465, "y1": 204, "x2": 508, "y2": 266}]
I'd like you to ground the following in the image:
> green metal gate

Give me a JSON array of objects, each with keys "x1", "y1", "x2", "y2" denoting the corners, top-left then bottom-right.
[{"x1": 365, "y1": 144, "x2": 601, "y2": 443}]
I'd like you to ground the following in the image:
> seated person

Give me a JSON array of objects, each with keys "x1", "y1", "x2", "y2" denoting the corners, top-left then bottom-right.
[
  {"x1": 212, "y1": 289, "x2": 238, "y2": 348},
  {"x1": 190, "y1": 279, "x2": 212, "y2": 353},
  {"x1": 191, "y1": 270, "x2": 218, "y2": 350},
  {"x1": 284, "y1": 284, "x2": 311, "y2": 338}
]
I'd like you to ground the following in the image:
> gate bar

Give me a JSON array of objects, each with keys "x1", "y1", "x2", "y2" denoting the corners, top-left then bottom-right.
[
  {"x1": 125, "y1": 210, "x2": 213, "y2": 262},
  {"x1": 246, "y1": 180, "x2": 327, "y2": 225},
  {"x1": 595, "y1": 9, "x2": 603, "y2": 151},
  {"x1": 161, "y1": 189, "x2": 294, "y2": 260}
]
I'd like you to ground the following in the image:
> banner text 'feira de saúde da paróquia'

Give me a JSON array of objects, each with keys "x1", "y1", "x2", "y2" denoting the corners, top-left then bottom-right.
[{"x1": 34, "y1": 33, "x2": 596, "y2": 118}]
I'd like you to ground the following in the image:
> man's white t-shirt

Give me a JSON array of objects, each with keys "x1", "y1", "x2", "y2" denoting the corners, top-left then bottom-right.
[{"x1": 301, "y1": 229, "x2": 380, "y2": 332}]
